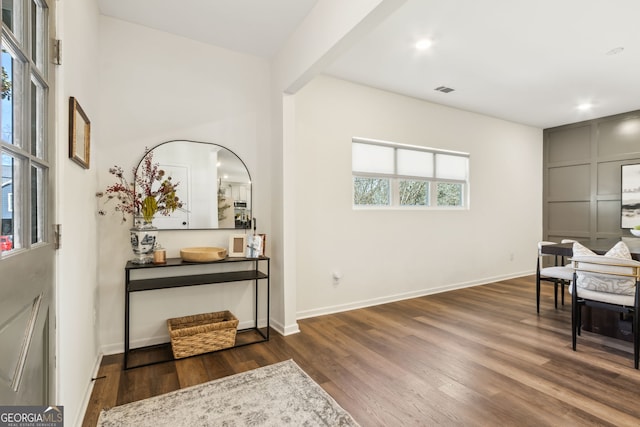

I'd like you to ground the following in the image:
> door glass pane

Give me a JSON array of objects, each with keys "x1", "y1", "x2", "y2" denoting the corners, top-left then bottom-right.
[
  {"x1": 31, "y1": 0, "x2": 46, "y2": 71},
  {"x1": 1, "y1": 0, "x2": 50, "y2": 252},
  {"x1": 2, "y1": 0, "x2": 23, "y2": 41},
  {"x1": 1, "y1": 44, "x2": 25, "y2": 147},
  {"x1": 30, "y1": 164, "x2": 44, "y2": 244},
  {"x1": 2, "y1": 152, "x2": 21, "y2": 251},
  {"x1": 30, "y1": 76, "x2": 44, "y2": 158}
]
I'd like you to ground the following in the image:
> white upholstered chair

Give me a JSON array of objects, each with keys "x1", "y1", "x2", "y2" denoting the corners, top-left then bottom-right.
[
  {"x1": 558, "y1": 239, "x2": 578, "y2": 305},
  {"x1": 536, "y1": 241, "x2": 574, "y2": 313},
  {"x1": 570, "y1": 254, "x2": 640, "y2": 368}
]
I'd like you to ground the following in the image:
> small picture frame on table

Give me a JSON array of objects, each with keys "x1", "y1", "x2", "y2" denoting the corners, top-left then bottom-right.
[
  {"x1": 259, "y1": 234, "x2": 266, "y2": 256},
  {"x1": 228, "y1": 235, "x2": 247, "y2": 257},
  {"x1": 246, "y1": 234, "x2": 263, "y2": 258}
]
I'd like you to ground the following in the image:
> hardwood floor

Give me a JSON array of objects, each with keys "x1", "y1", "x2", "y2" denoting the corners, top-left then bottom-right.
[{"x1": 82, "y1": 275, "x2": 640, "y2": 426}]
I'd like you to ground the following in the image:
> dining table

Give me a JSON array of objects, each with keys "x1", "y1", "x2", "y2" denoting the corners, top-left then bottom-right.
[{"x1": 540, "y1": 237, "x2": 640, "y2": 261}]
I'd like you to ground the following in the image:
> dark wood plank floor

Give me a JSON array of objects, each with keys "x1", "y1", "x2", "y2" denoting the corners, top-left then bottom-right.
[{"x1": 82, "y1": 275, "x2": 640, "y2": 426}]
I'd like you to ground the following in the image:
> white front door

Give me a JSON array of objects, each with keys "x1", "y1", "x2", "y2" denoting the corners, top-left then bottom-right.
[{"x1": 0, "y1": 0, "x2": 56, "y2": 405}]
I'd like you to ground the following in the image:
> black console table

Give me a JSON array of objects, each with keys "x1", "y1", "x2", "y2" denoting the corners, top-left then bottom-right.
[{"x1": 124, "y1": 256, "x2": 270, "y2": 369}]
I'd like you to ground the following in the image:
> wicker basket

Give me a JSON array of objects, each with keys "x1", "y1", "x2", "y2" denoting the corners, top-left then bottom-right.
[{"x1": 167, "y1": 311, "x2": 239, "y2": 359}]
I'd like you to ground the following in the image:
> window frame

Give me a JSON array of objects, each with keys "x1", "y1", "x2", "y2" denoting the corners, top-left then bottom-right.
[
  {"x1": 1, "y1": 0, "x2": 51, "y2": 254},
  {"x1": 352, "y1": 137, "x2": 470, "y2": 209}
]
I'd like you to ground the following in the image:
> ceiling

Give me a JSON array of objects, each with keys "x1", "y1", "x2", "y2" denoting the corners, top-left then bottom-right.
[
  {"x1": 98, "y1": 0, "x2": 640, "y2": 129},
  {"x1": 97, "y1": 0, "x2": 319, "y2": 58}
]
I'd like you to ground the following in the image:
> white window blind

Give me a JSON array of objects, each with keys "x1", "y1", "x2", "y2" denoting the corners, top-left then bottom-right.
[{"x1": 352, "y1": 143, "x2": 394, "y2": 174}]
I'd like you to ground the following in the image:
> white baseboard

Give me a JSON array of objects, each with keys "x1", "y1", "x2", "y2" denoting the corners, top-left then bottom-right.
[
  {"x1": 74, "y1": 352, "x2": 103, "y2": 427},
  {"x1": 269, "y1": 318, "x2": 300, "y2": 336},
  {"x1": 296, "y1": 270, "x2": 533, "y2": 320}
]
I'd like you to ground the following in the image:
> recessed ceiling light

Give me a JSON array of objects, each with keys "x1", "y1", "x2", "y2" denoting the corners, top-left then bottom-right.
[
  {"x1": 577, "y1": 103, "x2": 592, "y2": 111},
  {"x1": 415, "y1": 39, "x2": 433, "y2": 50}
]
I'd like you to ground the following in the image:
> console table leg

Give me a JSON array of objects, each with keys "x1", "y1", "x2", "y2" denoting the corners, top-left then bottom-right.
[{"x1": 124, "y1": 286, "x2": 130, "y2": 369}]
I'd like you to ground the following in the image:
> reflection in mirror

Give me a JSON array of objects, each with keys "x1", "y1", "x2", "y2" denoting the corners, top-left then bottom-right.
[{"x1": 137, "y1": 140, "x2": 251, "y2": 230}]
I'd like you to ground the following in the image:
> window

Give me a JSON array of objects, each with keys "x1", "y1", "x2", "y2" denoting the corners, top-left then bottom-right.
[
  {"x1": 352, "y1": 138, "x2": 469, "y2": 208},
  {"x1": 1, "y1": 0, "x2": 50, "y2": 252}
]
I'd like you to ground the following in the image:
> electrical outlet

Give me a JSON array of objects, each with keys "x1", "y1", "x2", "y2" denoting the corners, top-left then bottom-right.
[{"x1": 332, "y1": 271, "x2": 342, "y2": 285}]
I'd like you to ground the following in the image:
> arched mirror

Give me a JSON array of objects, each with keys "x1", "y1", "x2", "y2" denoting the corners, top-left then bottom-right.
[{"x1": 136, "y1": 140, "x2": 252, "y2": 230}]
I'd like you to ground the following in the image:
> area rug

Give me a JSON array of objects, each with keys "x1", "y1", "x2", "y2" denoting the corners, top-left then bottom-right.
[{"x1": 97, "y1": 359, "x2": 359, "y2": 426}]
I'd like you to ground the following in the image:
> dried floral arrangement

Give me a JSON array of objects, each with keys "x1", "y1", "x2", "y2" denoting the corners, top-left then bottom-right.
[{"x1": 97, "y1": 149, "x2": 182, "y2": 223}]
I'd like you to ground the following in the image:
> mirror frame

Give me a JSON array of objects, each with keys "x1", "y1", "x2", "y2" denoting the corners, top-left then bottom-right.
[{"x1": 135, "y1": 140, "x2": 252, "y2": 230}]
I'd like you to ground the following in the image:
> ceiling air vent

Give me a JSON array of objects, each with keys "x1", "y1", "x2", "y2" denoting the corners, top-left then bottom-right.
[{"x1": 434, "y1": 86, "x2": 455, "y2": 93}]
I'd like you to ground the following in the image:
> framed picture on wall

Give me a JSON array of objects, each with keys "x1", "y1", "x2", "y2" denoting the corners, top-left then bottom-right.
[
  {"x1": 69, "y1": 96, "x2": 91, "y2": 169},
  {"x1": 621, "y1": 163, "x2": 640, "y2": 228}
]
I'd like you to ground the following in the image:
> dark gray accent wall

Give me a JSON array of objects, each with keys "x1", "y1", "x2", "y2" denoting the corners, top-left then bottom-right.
[{"x1": 543, "y1": 110, "x2": 640, "y2": 243}]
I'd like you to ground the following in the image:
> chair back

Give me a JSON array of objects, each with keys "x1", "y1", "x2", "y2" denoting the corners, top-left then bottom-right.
[
  {"x1": 538, "y1": 241, "x2": 556, "y2": 257},
  {"x1": 572, "y1": 255, "x2": 640, "y2": 297}
]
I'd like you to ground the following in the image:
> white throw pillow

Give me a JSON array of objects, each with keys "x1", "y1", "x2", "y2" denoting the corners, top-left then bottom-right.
[
  {"x1": 572, "y1": 241, "x2": 632, "y2": 260},
  {"x1": 572, "y1": 242, "x2": 595, "y2": 257},
  {"x1": 605, "y1": 241, "x2": 632, "y2": 260}
]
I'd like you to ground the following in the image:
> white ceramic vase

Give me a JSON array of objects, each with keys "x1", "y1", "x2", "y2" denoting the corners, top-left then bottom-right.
[{"x1": 130, "y1": 216, "x2": 158, "y2": 264}]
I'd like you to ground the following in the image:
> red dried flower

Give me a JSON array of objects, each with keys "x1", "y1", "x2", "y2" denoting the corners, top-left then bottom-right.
[{"x1": 97, "y1": 149, "x2": 182, "y2": 223}]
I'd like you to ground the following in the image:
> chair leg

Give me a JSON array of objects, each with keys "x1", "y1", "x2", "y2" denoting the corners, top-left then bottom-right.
[
  {"x1": 572, "y1": 306, "x2": 578, "y2": 350},
  {"x1": 554, "y1": 280, "x2": 558, "y2": 309},
  {"x1": 536, "y1": 262, "x2": 541, "y2": 314},
  {"x1": 634, "y1": 311, "x2": 639, "y2": 369},
  {"x1": 634, "y1": 285, "x2": 639, "y2": 369},
  {"x1": 577, "y1": 303, "x2": 581, "y2": 336},
  {"x1": 571, "y1": 281, "x2": 580, "y2": 351},
  {"x1": 561, "y1": 281, "x2": 565, "y2": 306}
]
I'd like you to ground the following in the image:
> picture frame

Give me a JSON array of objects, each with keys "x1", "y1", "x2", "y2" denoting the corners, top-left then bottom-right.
[
  {"x1": 228, "y1": 234, "x2": 247, "y2": 257},
  {"x1": 621, "y1": 163, "x2": 640, "y2": 228},
  {"x1": 258, "y1": 234, "x2": 266, "y2": 256},
  {"x1": 69, "y1": 96, "x2": 91, "y2": 169},
  {"x1": 245, "y1": 234, "x2": 263, "y2": 258}
]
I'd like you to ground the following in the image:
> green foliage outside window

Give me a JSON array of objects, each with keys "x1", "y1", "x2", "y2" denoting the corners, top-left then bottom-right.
[
  {"x1": 354, "y1": 177, "x2": 390, "y2": 205},
  {"x1": 355, "y1": 179, "x2": 463, "y2": 207},
  {"x1": 1, "y1": 66, "x2": 10, "y2": 100},
  {"x1": 437, "y1": 182, "x2": 463, "y2": 206},
  {"x1": 400, "y1": 180, "x2": 428, "y2": 206}
]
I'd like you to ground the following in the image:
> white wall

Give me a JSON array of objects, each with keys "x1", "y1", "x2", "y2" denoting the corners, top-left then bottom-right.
[
  {"x1": 270, "y1": 0, "x2": 406, "y2": 335},
  {"x1": 56, "y1": 0, "x2": 101, "y2": 425},
  {"x1": 293, "y1": 76, "x2": 542, "y2": 317},
  {"x1": 96, "y1": 17, "x2": 271, "y2": 353}
]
